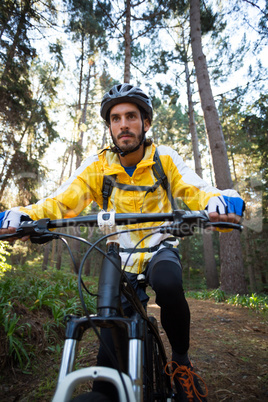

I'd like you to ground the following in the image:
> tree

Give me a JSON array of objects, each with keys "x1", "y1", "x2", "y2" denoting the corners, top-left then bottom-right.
[
  {"x1": 65, "y1": 0, "x2": 111, "y2": 169},
  {"x1": 103, "y1": 0, "x2": 170, "y2": 82},
  {"x1": 181, "y1": 32, "x2": 219, "y2": 289},
  {"x1": 63, "y1": 0, "x2": 111, "y2": 271},
  {"x1": 149, "y1": 4, "x2": 220, "y2": 288},
  {"x1": 218, "y1": 92, "x2": 268, "y2": 291},
  {"x1": 0, "y1": 0, "x2": 61, "y2": 206},
  {"x1": 189, "y1": 0, "x2": 247, "y2": 294}
]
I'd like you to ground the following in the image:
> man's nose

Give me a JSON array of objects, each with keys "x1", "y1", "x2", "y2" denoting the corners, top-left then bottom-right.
[{"x1": 120, "y1": 116, "x2": 129, "y2": 130}]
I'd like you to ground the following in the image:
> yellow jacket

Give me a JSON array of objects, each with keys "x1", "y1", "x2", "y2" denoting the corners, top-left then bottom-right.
[{"x1": 20, "y1": 144, "x2": 222, "y2": 274}]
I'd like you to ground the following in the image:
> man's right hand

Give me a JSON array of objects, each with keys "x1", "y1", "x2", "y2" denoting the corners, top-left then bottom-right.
[
  {"x1": 0, "y1": 210, "x2": 30, "y2": 242},
  {"x1": 0, "y1": 227, "x2": 16, "y2": 234}
]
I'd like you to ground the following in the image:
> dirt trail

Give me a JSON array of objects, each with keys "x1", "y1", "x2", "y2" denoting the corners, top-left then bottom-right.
[
  {"x1": 148, "y1": 298, "x2": 268, "y2": 401},
  {"x1": 0, "y1": 298, "x2": 267, "y2": 401}
]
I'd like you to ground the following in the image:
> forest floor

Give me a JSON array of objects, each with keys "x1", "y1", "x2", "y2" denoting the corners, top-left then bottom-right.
[{"x1": 0, "y1": 297, "x2": 267, "y2": 402}]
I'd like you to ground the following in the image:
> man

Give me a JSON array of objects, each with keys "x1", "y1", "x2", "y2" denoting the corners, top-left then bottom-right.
[{"x1": 0, "y1": 84, "x2": 244, "y2": 401}]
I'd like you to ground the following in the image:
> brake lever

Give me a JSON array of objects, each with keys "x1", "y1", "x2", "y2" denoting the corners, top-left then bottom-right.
[
  {"x1": 15, "y1": 218, "x2": 59, "y2": 244},
  {"x1": 204, "y1": 221, "x2": 243, "y2": 231},
  {"x1": 16, "y1": 218, "x2": 50, "y2": 235}
]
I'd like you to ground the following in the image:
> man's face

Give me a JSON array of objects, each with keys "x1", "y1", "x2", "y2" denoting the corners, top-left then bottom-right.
[{"x1": 109, "y1": 102, "x2": 150, "y2": 153}]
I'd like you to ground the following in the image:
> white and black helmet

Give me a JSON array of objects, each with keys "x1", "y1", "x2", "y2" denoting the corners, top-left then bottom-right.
[{"x1": 100, "y1": 83, "x2": 153, "y2": 123}]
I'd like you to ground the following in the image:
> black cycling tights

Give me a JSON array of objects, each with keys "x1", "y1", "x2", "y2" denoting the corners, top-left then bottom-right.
[{"x1": 146, "y1": 247, "x2": 190, "y2": 355}]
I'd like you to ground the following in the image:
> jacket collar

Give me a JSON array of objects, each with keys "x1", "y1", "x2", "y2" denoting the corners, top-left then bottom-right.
[{"x1": 100, "y1": 143, "x2": 156, "y2": 176}]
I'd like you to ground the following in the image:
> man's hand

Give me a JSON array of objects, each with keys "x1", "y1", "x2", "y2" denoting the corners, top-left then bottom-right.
[
  {"x1": 0, "y1": 227, "x2": 16, "y2": 234},
  {"x1": 206, "y1": 193, "x2": 245, "y2": 224},
  {"x1": 208, "y1": 211, "x2": 241, "y2": 223},
  {"x1": 0, "y1": 210, "x2": 30, "y2": 242},
  {"x1": 0, "y1": 226, "x2": 29, "y2": 242}
]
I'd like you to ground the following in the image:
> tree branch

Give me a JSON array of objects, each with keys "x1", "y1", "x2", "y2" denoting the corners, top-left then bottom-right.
[{"x1": 242, "y1": 0, "x2": 268, "y2": 16}]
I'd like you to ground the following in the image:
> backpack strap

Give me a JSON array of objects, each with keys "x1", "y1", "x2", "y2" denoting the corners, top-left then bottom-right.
[
  {"x1": 102, "y1": 175, "x2": 164, "y2": 211},
  {"x1": 102, "y1": 175, "x2": 117, "y2": 211},
  {"x1": 152, "y1": 148, "x2": 177, "y2": 210}
]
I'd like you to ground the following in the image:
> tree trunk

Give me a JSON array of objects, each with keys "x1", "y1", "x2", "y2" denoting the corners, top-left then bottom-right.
[
  {"x1": 101, "y1": 126, "x2": 107, "y2": 148},
  {"x1": 0, "y1": 2, "x2": 16, "y2": 41},
  {"x1": 50, "y1": 239, "x2": 56, "y2": 268},
  {"x1": 72, "y1": 228, "x2": 81, "y2": 274},
  {"x1": 84, "y1": 255, "x2": 91, "y2": 276},
  {"x1": 185, "y1": 53, "x2": 202, "y2": 177},
  {"x1": 69, "y1": 145, "x2": 74, "y2": 177},
  {"x1": 184, "y1": 42, "x2": 219, "y2": 288},
  {"x1": 190, "y1": 0, "x2": 247, "y2": 294},
  {"x1": 203, "y1": 231, "x2": 219, "y2": 288},
  {"x1": 76, "y1": 62, "x2": 93, "y2": 169},
  {"x1": 190, "y1": 0, "x2": 231, "y2": 189},
  {"x1": 56, "y1": 239, "x2": 63, "y2": 270},
  {"x1": 42, "y1": 243, "x2": 50, "y2": 271},
  {"x1": 1, "y1": 1, "x2": 30, "y2": 84},
  {"x1": 124, "y1": 0, "x2": 131, "y2": 83},
  {"x1": 244, "y1": 228, "x2": 257, "y2": 292}
]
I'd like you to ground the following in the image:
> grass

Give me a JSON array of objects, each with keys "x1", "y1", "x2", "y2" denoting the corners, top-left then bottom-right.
[{"x1": 185, "y1": 288, "x2": 268, "y2": 311}]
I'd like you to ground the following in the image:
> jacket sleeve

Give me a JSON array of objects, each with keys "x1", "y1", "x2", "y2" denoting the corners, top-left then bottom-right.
[
  {"x1": 18, "y1": 154, "x2": 103, "y2": 220},
  {"x1": 157, "y1": 145, "x2": 223, "y2": 210}
]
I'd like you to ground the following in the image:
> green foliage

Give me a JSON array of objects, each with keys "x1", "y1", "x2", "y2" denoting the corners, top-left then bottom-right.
[
  {"x1": 0, "y1": 242, "x2": 12, "y2": 274},
  {"x1": 0, "y1": 0, "x2": 62, "y2": 205},
  {"x1": 0, "y1": 265, "x2": 96, "y2": 369},
  {"x1": 226, "y1": 293, "x2": 267, "y2": 311},
  {"x1": 151, "y1": 96, "x2": 190, "y2": 152},
  {"x1": 65, "y1": 0, "x2": 110, "y2": 48},
  {"x1": 186, "y1": 289, "x2": 268, "y2": 312},
  {"x1": 200, "y1": 3, "x2": 226, "y2": 35}
]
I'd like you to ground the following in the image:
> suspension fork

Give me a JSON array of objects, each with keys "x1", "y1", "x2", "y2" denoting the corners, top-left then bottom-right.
[
  {"x1": 57, "y1": 315, "x2": 91, "y2": 385},
  {"x1": 127, "y1": 313, "x2": 146, "y2": 402},
  {"x1": 57, "y1": 242, "x2": 123, "y2": 385}
]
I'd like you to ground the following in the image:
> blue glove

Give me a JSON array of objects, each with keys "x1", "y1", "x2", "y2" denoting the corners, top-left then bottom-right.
[
  {"x1": 206, "y1": 194, "x2": 245, "y2": 216},
  {"x1": 0, "y1": 210, "x2": 31, "y2": 229},
  {"x1": 222, "y1": 195, "x2": 245, "y2": 215},
  {"x1": 0, "y1": 211, "x2": 6, "y2": 227}
]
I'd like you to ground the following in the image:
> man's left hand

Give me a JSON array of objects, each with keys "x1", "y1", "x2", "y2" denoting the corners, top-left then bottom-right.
[{"x1": 206, "y1": 194, "x2": 245, "y2": 224}]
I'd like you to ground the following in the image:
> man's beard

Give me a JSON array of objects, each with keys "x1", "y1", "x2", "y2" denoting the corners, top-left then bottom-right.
[{"x1": 112, "y1": 131, "x2": 143, "y2": 152}]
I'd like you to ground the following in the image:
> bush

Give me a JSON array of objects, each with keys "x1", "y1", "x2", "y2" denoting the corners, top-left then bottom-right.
[{"x1": 0, "y1": 266, "x2": 96, "y2": 370}]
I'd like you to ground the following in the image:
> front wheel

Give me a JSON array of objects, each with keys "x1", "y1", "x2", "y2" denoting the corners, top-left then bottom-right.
[{"x1": 144, "y1": 316, "x2": 173, "y2": 401}]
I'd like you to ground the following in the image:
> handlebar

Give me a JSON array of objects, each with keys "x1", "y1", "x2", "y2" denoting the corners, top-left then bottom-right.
[{"x1": 0, "y1": 210, "x2": 243, "y2": 243}]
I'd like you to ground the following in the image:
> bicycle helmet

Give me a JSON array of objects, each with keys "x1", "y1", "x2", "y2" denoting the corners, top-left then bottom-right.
[{"x1": 100, "y1": 83, "x2": 153, "y2": 123}]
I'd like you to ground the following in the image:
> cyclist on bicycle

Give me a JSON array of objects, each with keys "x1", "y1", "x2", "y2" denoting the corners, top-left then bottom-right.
[{"x1": 0, "y1": 84, "x2": 244, "y2": 401}]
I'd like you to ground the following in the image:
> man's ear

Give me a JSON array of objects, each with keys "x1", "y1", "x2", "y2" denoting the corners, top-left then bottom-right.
[{"x1": 144, "y1": 118, "x2": 151, "y2": 132}]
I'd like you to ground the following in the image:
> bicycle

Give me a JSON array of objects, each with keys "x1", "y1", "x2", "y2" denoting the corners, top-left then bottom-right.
[{"x1": 0, "y1": 209, "x2": 242, "y2": 402}]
